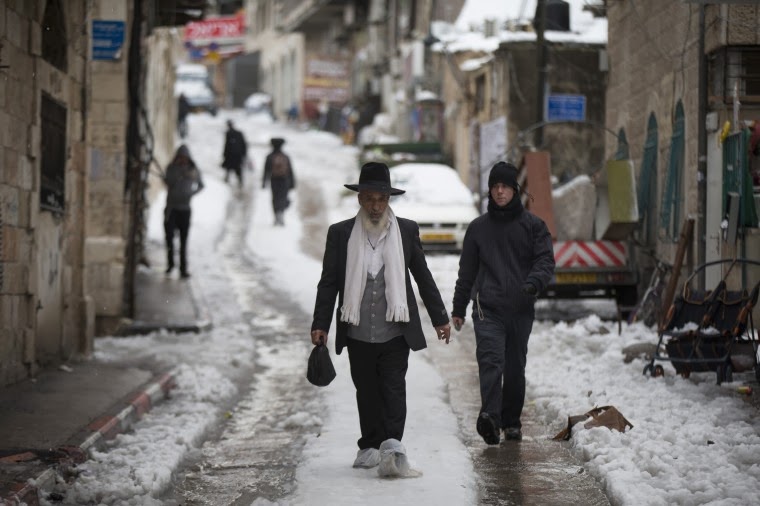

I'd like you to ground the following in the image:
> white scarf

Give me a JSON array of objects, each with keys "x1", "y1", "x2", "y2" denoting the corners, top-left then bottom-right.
[{"x1": 341, "y1": 207, "x2": 409, "y2": 326}]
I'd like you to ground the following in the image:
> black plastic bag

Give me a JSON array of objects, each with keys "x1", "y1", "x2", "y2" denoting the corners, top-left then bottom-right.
[{"x1": 307, "y1": 344, "x2": 336, "y2": 387}]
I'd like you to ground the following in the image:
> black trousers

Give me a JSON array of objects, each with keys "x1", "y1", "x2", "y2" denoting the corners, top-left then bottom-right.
[
  {"x1": 346, "y1": 336, "x2": 410, "y2": 450},
  {"x1": 164, "y1": 208, "x2": 191, "y2": 273},
  {"x1": 225, "y1": 164, "x2": 243, "y2": 185},
  {"x1": 472, "y1": 306, "x2": 534, "y2": 429}
]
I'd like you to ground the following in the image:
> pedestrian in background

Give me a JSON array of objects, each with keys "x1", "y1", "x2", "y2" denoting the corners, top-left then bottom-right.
[
  {"x1": 177, "y1": 93, "x2": 190, "y2": 138},
  {"x1": 310, "y1": 162, "x2": 451, "y2": 475},
  {"x1": 262, "y1": 137, "x2": 295, "y2": 226},
  {"x1": 163, "y1": 144, "x2": 204, "y2": 279},
  {"x1": 451, "y1": 161, "x2": 555, "y2": 444},
  {"x1": 222, "y1": 120, "x2": 247, "y2": 187}
]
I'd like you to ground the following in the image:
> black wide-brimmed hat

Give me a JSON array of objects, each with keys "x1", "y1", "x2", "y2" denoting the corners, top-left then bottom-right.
[
  {"x1": 270, "y1": 137, "x2": 285, "y2": 147},
  {"x1": 345, "y1": 162, "x2": 405, "y2": 195}
]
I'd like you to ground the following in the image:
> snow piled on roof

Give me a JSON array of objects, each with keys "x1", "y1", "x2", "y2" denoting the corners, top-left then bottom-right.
[{"x1": 443, "y1": 0, "x2": 606, "y2": 54}]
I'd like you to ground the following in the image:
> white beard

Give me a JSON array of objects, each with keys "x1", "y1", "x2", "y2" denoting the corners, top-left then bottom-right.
[{"x1": 359, "y1": 207, "x2": 389, "y2": 238}]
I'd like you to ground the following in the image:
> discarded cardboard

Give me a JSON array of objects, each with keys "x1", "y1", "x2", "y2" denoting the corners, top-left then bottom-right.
[{"x1": 552, "y1": 405, "x2": 633, "y2": 441}]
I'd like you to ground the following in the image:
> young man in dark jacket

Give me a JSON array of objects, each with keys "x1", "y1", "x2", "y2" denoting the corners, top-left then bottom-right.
[{"x1": 452, "y1": 161, "x2": 555, "y2": 444}]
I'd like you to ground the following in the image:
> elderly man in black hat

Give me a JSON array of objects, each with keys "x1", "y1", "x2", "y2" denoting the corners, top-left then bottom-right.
[
  {"x1": 310, "y1": 161, "x2": 451, "y2": 474},
  {"x1": 262, "y1": 137, "x2": 295, "y2": 225},
  {"x1": 452, "y1": 161, "x2": 555, "y2": 445}
]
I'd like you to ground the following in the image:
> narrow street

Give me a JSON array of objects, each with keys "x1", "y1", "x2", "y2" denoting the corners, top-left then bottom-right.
[
  {"x1": 160, "y1": 148, "x2": 325, "y2": 504},
  {"x1": 31, "y1": 111, "x2": 759, "y2": 505},
  {"x1": 152, "y1": 113, "x2": 609, "y2": 505}
]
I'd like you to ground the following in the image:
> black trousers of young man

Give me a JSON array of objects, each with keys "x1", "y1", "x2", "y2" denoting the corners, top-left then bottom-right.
[
  {"x1": 473, "y1": 306, "x2": 534, "y2": 430},
  {"x1": 164, "y1": 208, "x2": 191, "y2": 274},
  {"x1": 346, "y1": 335, "x2": 410, "y2": 450}
]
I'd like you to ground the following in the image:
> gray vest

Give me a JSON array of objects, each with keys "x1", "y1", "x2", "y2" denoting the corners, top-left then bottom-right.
[{"x1": 346, "y1": 266, "x2": 404, "y2": 343}]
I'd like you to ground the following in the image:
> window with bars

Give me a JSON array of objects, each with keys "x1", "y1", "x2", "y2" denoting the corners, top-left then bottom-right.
[
  {"x1": 40, "y1": 94, "x2": 67, "y2": 213},
  {"x1": 709, "y1": 46, "x2": 760, "y2": 104},
  {"x1": 660, "y1": 101, "x2": 685, "y2": 240}
]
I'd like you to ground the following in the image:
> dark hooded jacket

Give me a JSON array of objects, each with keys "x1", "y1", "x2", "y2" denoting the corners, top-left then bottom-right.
[{"x1": 452, "y1": 194, "x2": 555, "y2": 317}]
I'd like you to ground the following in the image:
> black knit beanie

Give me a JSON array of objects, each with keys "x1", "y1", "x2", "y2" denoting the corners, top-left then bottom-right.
[{"x1": 488, "y1": 161, "x2": 519, "y2": 191}]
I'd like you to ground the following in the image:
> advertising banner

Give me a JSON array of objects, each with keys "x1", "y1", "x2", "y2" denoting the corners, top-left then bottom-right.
[{"x1": 303, "y1": 57, "x2": 350, "y2": 103}]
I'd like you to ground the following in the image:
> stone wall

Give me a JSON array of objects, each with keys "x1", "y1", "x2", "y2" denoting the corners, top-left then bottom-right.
[
  {"x1": 85, "y1": 0, "x2": 132, "y2": 335},
  {"x1": 606, "y1": 0, "x2": 701, "y2": 264},
  {"x1": 0, "y1": 0, "x2": 91, "y2": 385},
  {"x1": 607, "y1": 2, "x2": 760, "y2": 323}
]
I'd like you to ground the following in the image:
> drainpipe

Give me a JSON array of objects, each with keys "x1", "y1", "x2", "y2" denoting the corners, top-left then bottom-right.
[
  {"x1": 535, "y1": 0, "x2": 547, "y2": 148},
  {"x1": 697, "y1": 5, "x2": 706, "y2": 289}
]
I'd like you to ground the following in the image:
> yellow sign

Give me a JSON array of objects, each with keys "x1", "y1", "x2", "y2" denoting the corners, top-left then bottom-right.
[
  {"x1": 554, "y1": 272, "x2": 597, "y2": 284},
  {"x1": 421, "y1": 233, "x2": 455, "y2": 242},
  {"x1": 205, "y1": 50, "x2": 220, "y2": 63}
]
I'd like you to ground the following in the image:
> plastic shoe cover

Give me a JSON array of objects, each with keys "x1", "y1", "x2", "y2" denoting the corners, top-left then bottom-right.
[
  {"x1": 353, "y1": 447, "x2": 381, "y2": 468},
  {"x1": 377, "y1": 438, "x2": 421, "y2": 478}
]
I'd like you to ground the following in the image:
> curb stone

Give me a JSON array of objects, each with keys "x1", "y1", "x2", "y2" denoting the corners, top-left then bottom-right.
[{"x1": 0, "y1": 368, "x2": 178, "y2": 506}]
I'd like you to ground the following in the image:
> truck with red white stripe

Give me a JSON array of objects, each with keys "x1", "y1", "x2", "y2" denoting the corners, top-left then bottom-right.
[
  {"x1": 545, "y1": 240, "x2": 638, "y2": 315},
  {"x1": 520, "y1": 152, "x2": 639, "y2": 316}
]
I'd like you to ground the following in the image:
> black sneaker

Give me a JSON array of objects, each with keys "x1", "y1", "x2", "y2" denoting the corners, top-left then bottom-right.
[
  {"x1": 476, "y1": 413, "x2": 500, "y2": 445},
  {"x1": 503, "y1": 427, "x2": 523, "y2": 441}
]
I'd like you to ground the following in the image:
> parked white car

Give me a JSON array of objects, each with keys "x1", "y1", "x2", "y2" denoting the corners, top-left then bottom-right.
[
  {"x1": 174, "y1": 63, "x2": 217, "y2": 115},
  {"x1": 244, "y1": 92, "x2": 273, "y2": 115},
  {"x1": 389, "y1": 163, "x2": 480, "y2": 252}
]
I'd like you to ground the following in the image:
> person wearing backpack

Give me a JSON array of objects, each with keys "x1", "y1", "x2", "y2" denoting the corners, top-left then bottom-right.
[
  {"x1": 262, "y1": 137, "x2": 295, "y2": 225},
  {"x1": 222, "y1": 120, "x2": 248, "y2": 187}
]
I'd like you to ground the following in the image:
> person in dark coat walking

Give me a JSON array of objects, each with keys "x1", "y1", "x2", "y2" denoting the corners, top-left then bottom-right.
[
  {"x1": 262, "y1": 137, "x2": 295, "y2": 225},
  {"x1": 310, "y1": 162, "x2": 451, "y2": 473},
  {"x1": 177, "y1": 93, "x2": 190, "y2": 138},
  {"x1": 222, "y1": 120, "x2": 247, "y2": 187},
  {"x1": 163, "y1": 144, "x2": 204, "y2": 278},
  {"x1": 452, "y1": 161, "x2": 555, "y2": 444}
]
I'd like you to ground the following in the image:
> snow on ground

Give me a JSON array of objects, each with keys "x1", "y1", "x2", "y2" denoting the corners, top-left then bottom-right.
[{"x1": 55, "y1": 110, "x2": 760, "y2": 505}]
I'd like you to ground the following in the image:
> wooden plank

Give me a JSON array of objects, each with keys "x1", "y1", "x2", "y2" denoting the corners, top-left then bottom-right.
[{"x1": 523, "y1": 151, "x2": 557, "y2": 239}]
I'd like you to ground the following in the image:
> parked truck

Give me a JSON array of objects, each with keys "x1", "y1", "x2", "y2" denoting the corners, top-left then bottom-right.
[{"x1": 522, "y1": 152, "x2": 639, "y2": 317}]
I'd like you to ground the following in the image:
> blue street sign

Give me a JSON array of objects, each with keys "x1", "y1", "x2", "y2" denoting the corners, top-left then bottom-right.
[
  {"x1": 546, "y1": 94, "x2": 586, "y2": 122},
  {"x1": 92, "y1": 20, "x2": 125, "y2": 60}
]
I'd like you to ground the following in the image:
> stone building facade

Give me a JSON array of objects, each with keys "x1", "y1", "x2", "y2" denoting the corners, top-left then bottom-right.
[
  {"x1": 84, "y1": 0, "x2": 133, "y2": 336},
  {"x1": 606, "y1": 1, "x2": 760, "y2": 295},
  {"x1": 0, "y1": 0, "x2": 134, "y2": 386}
]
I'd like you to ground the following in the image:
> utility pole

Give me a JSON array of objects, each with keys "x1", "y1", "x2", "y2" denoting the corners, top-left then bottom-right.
[
  {"x1": 535, "y1": 0, "x2": 547, "y2": 147},
  {"x1": 697, "y1": 5, "x2": 707, "y2": 289}
]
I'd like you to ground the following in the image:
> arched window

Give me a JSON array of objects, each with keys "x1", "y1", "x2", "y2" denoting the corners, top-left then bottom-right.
[
  {"x1": 638, "y1": 113, "x2": 658, "y2": 245},
  {"x1": 42, "y1": 0, "x2": 67, "y2": 71},
  {"x1": 660, "y1": 100, "x2": 685, "y2": 240},
  {"x1": 614, "y1": 128, "x2": 629, "y2": 160}
]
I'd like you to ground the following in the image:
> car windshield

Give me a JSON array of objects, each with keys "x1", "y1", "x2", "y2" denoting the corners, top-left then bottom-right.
[{"x1": 390, "y1": 163, "x2": 475, "y2": 206}]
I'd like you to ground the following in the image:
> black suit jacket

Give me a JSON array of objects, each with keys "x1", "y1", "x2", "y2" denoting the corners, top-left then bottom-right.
[{"x1": 311, "y1": 216, "x2": 449, "y2": 355}]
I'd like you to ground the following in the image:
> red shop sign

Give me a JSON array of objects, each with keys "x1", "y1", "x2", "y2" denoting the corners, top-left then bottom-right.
[{"x1": 184, "y1": 14, "x2": 244, "y2": 42}]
